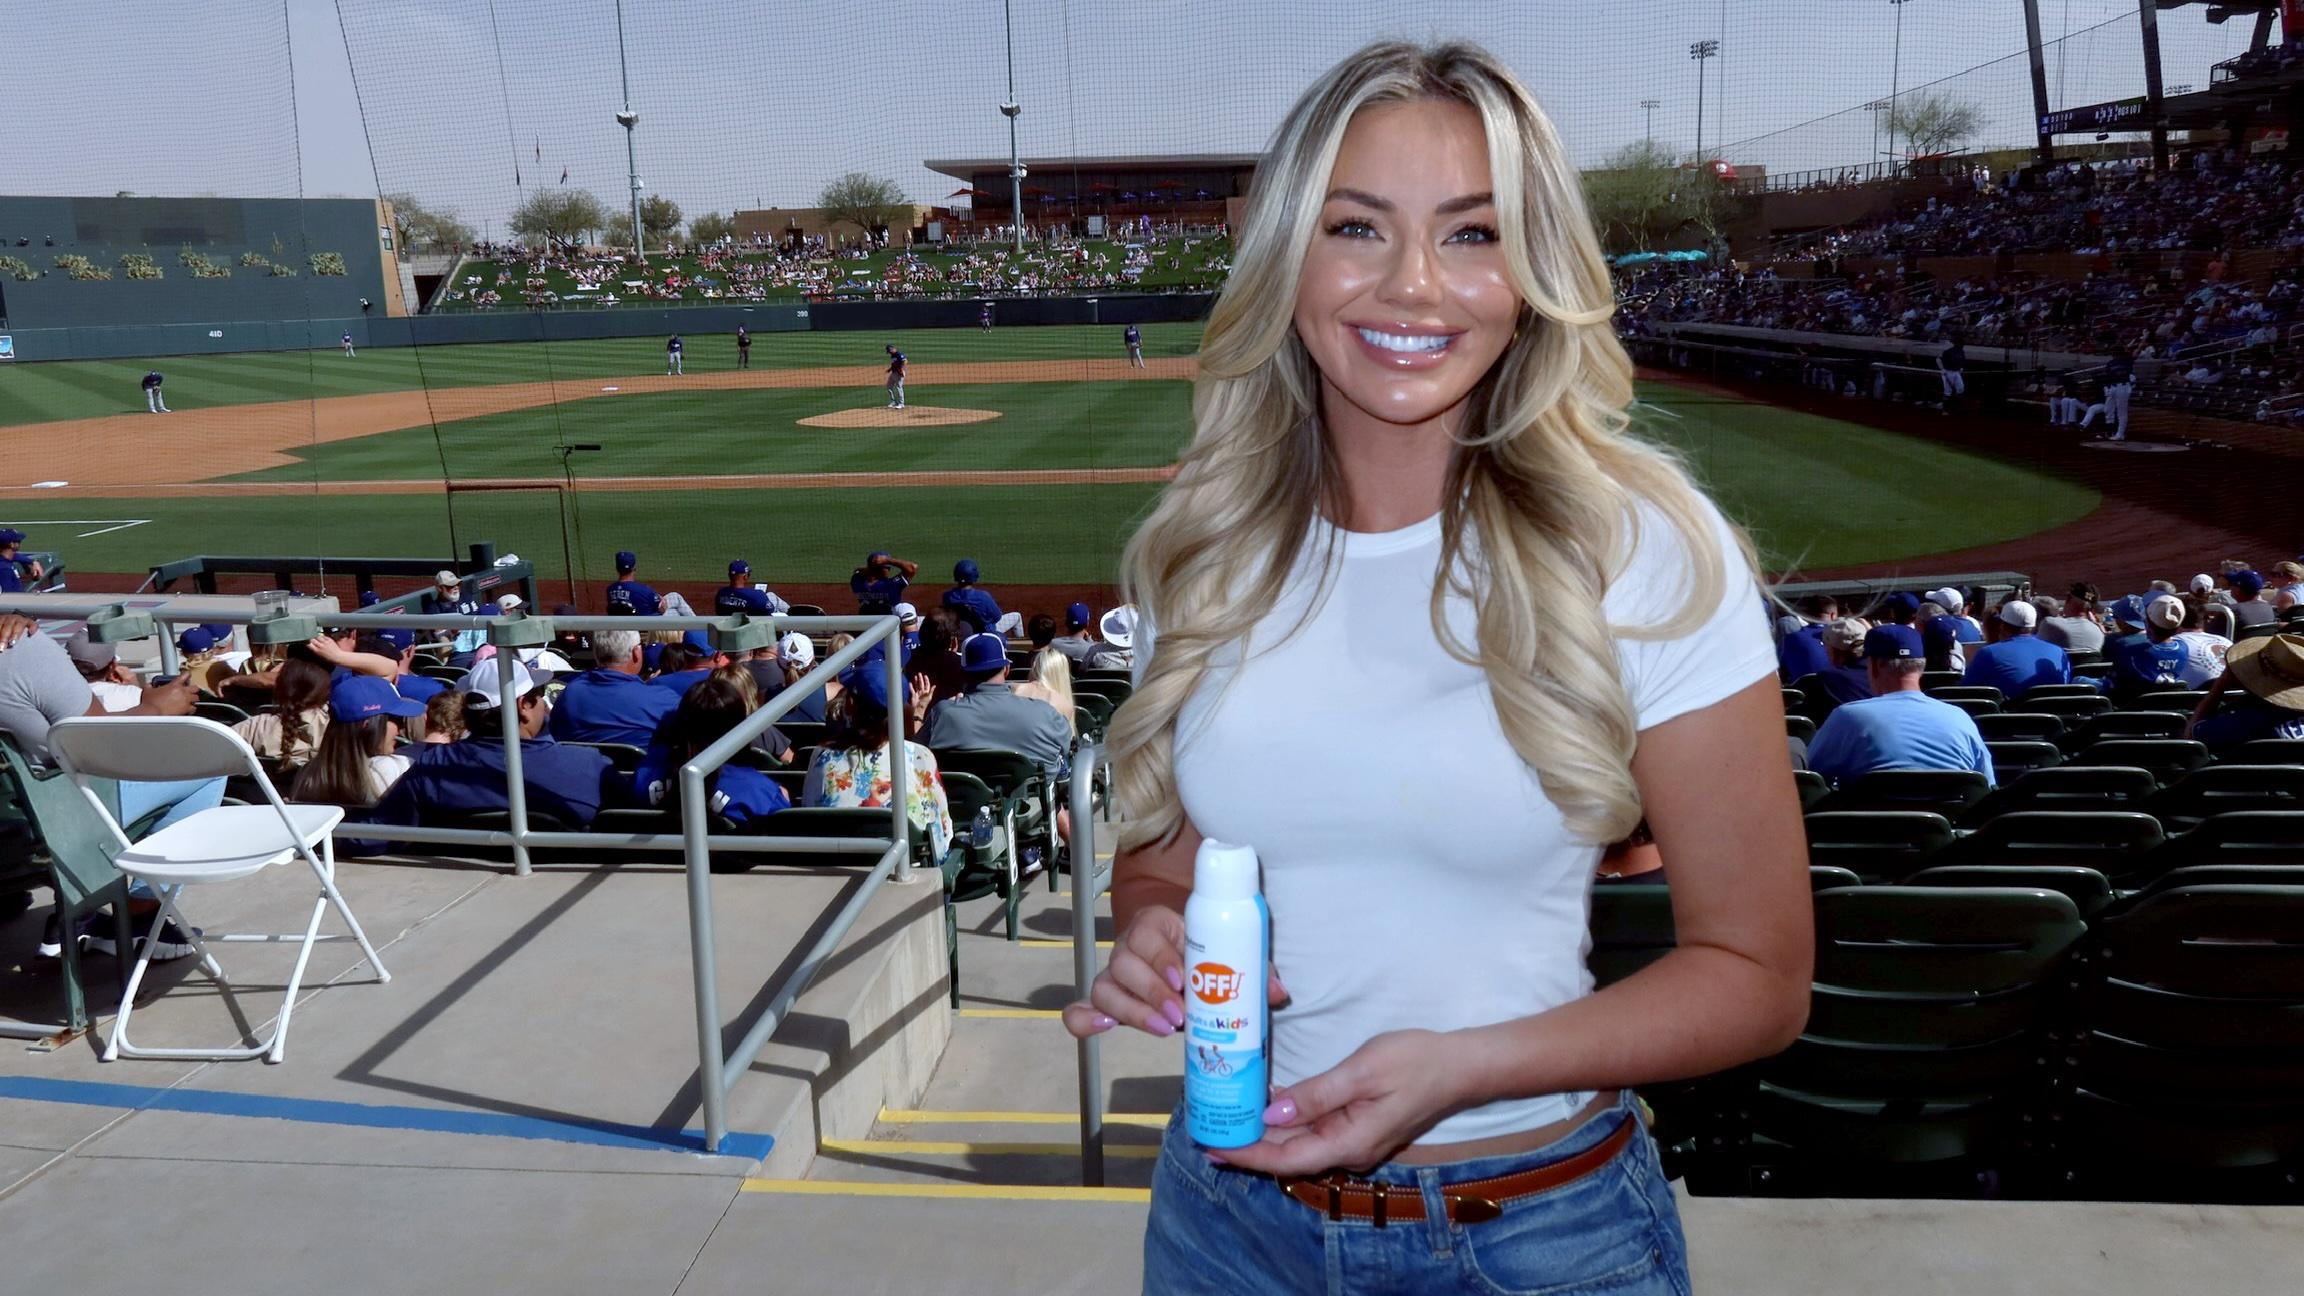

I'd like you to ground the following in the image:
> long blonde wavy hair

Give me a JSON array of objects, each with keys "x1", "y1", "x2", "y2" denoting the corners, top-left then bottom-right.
[{"x1": 1112, "y1": 40, "x2": 1755, "y2": 850}]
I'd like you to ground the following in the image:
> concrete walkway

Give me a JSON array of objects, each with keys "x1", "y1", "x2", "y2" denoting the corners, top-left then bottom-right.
[{"x1": 0, "y1": 858, "x2": 2296, "y2": 1294}]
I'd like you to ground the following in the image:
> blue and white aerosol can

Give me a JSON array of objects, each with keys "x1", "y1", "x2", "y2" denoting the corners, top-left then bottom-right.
[{"x1": 1183, "y1": 839, "x2": 1269, "y2": 1148}]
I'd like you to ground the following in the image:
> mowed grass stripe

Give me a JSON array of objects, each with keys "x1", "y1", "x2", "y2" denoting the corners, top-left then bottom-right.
[
  {"x1": 0, "y1": 323, "x2": 1207, "y2": 428},
  {"x1": 1, "y1": 483, "x2": 1167, "y2": 585},
  {"x1": 220, "y1": 380, "x2": 1195, "y2": 483}
]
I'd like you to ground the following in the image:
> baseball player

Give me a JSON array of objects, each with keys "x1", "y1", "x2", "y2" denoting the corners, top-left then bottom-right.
[
  {"x1": 605, "y1": 549, "x2": 662, "y2": 616},
  {"x1": 735, "y1": 325, "x2": 751, "y2": 370},
  {"x1": 2100, "y1": 349, "x2": 2135, "y2": 441},
  {"x1": 1124, "y1": 323, "x2": 1145, "y2": 369},
  {"x1": 141, "y1": 370, "x2": 170, "y2": 414},
  {"x1": 1938, "y1": 336, "x2": 1966, "y2": 403},
  {"x1": 884, "y1": 345, "x2": 907, "y2": 409},
  {"x1": 0, "y1": 529, "x2": 42, "y2": 594},
  {"x1": 979, "y1": 302, "x2": 993, "y2": 332},
  {"x1": 341, "y1": 331, "x2": 356, "y2": 358},
  {"x1": 666, "y1": 333, "x2": 685, "y2": 375}
]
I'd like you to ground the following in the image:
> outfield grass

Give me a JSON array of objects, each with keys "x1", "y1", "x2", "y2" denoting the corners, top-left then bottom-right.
[
  {"x1": 222, "y1": 380, "x2": 1194, "y2": 483},
  {"x1": 0, "y1": 322, "x2": 1207, "y2": 428}
]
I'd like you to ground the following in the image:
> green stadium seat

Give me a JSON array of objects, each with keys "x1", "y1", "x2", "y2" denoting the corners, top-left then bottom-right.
[
  {"x1": 2022, "y1": 684, "x2": 2104, "y2": 702},
  {"x1": 1933, "y1": 696, "x2": 2001, "y2": 719},
  {"x1": 1785, "y1": 714, "x2": 1816, "y2": 744},
  {"x1": 1071, "y1": 677, "x2": 1132, "y2": 705},
  {"x1": 2131, "y1": 811, "x2": 2304, "y2": 879},
  {"x1": 2071, "y1": 661, "x2": 2112, "y2": 682},
  {"x1": 785, "y1": 604, "x2": 826, "y2": 617},
  {"x1": 1925, "y1": 684, "x2": 2005, "y2": 705},
  {"x1": 2143, "y1": 765, "x2": 2304, "y2": 829},
  {"x1": 193, "y1": 700, "x2": 251, "y2": 727},
  {"x1": 1804, "y1": 811, "x2": 1954, "y2": 881},
  {"x1": 0, "y1": 734, "x2": 134, "y2": 1035},
  {"x1": 1809, "y1": 864, "x2": 1863, "y2": 891},
  {"x1": 2234, "y1": 622, "x2": 2286, "y2": 642},
  {"x1": 1781, "y1": 687, "x2": 1806, "y2": 714},
  {"x1": 2125, "y1": 863, "x2": 2304, "y2": 903},
  {"x1": 774, "y1": 720, "x2": 827, "y2": 751},
  {"x1": 2059, "y1": 886, "x2": 2304, "y2": 1192},
  {"x1": 1965, "y1": 765, "x2": 2158, "y2": 823},
  {"x1": 1938, "y1": 810, "x2": 2164, "y2": 874},
  {"x1": 1813, "y1": 769, "x2": 1991, "y2": 819},
  {"x1": 2130, "y1": 690, "x2": 2209, "y2": 714},
  {"x1": 1737, "y1": 887, "x2": 2085, "y2": 1190},
  {"x1": 933, "y1": 748, "x2": 1057, "y2": 904},
  {"x1": 2068, "y1": 711, "x2": 2186, "y2": 748},
  {"x1": 1901, "y1": 864, "x2": 2115, "y2": 918},
  {"x1": 1920, "y1": 671, "x2": 1965, "y2": 691},
  {"x1": 1587, "y1": 883, "x2": 1673, "y2": 990},
  {"x1": 2220, "y1": 740, "x2": 2304, "y2": 766},
  {"x1": 1975, "y1": 712, "x2": 2065, "y2": 743},
  {"x1": 2028, "y1": 694, "x2": 2114, "y2": 723},
  {"x1": 568, "y1": 741, "x2": 646, "y2": 772},
  {"x1": 1983, "y1": 740, "x2": 2062, "y2": 781},
  {"x1": 2075, "y1": 740, "x2": 2210, "y2": 786},
  {"x1": 1792, "y1": 768, "x2": 1829, "y2": 811}
]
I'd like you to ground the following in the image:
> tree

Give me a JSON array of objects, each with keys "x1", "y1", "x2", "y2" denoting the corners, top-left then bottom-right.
[
  {"x1": 508, "y1": 188, "x2": 611, "y2": 247},
  {"x1": 689, "y1": 211, "x2": 737, "y2": 245},
  {"x1": 1887, "y1": 91, "x2": 1983, "y2": 159},
  {"x1": 640, "y1": 194, "x2": 683, "y2": 244},
  {"x1": 817, "y1": 172, "x2": 910, "y2": 238},
  {"x1": 383, "y1": 192, "x2": 476, "y2": 251},
  {"x1": 1581, "y1": 139, "x2": 1729, "y2": 255}
]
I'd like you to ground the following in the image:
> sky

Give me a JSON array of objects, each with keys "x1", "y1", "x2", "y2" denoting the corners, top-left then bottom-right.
[{"x1": 0, "y1": 1, "x2": 2266, "y2": 237}]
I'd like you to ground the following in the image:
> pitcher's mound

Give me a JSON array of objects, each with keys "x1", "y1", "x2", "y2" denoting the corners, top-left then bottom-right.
[{"x1": 798, "y1": 406, "x2": 1003, "y2": 429}]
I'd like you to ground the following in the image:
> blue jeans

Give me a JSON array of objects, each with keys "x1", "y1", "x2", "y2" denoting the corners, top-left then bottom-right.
[
  {"x1": 1143, "y1": 1092, "x2": 1690, "y2": 1296},
  {"x1": 115, "y1": 778, "x2": 227, "y2": 899}
]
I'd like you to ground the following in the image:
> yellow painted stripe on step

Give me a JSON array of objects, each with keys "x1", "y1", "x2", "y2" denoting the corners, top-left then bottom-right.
[
  {"x1": 955, "y1": 1008, "x2": 1063, "y2": 1019},
  {"x1": 742, "y1": 1179, "x2": 1151, "y2": 1204},
  {"x1": 820, "y1": 1138, "x2": 1159, "y2": 1159},
  {"x1": 1018, "y1": 938, "x2": 1111, "y2": 949},
  {"x1": 878, "y1": 1108, "x2": 1170, "y2": 1129}
]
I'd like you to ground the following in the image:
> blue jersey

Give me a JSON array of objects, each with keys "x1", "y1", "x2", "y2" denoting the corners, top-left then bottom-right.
[
  {"x1": 714, "y1": 585, "x2": 775, "y2": 617},
  {"x1": 396, "y1": 673, "x2": 448, "y2": 706},
  {"x1": 2105, "y1": 355, "x2": 2134, "y2": 383},
  {"x1": 1124, "y1": 326, "x2": 1141, "y2": 346},
  {"x1": 552, "y1": 668, "x2": 682, "y2": 747},
  {"x1": 0, "y1": 563, "x2": 23, "y2": 595},
  {"x1": 650, "y1": 667, "x2": 715, "y2": 697},
  {"x1": 667, "y1": 336, "x2": 683, "y2": 353},
  {"x1": 632, "y1": 747, "x2": 791, "y2": 826},
  {"x1": 851, "y1": 571, "x2": 908, "y2": 613},
  {"x1": 2196, "y1": 698, "x2": 2304, "y2": 752},
  {"x1": 943, "y1": 586, "x2": 1004, "y2": 635},
  {"x1": 1963, "y1": 636, "x2": 2072, "y2": 698},
  {"x1": 142, "y1": 372, "x2": 162, "y2": 390},
  {"x1": 1777, "y1": 624, "x2": 1831, "y2": 682},
  {"x1": 1808, "y1": 691, "x2": 1996, "y2": 787},
  {"x1": 886, "y1": 350, "x2": 906, "y2": 377},
  {"x1": 371, "y1": 735, "x2": 616, "y2": 829},
  {"x1": 606, "y1": 579, "x2": 661, "y2": 617}
]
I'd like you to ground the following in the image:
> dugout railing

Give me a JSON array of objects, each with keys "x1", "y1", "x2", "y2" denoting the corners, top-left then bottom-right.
[{"x1": 0, "y1": 597, "x2": 914, "y2": 1154}]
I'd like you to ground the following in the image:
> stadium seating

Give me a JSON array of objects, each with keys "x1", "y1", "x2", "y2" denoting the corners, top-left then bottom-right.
[
  {"x1": 1813, "y1": 769, "x2": 1990, "y2": 819},
  {"x1": 1804, "y1": 811, "x2": 1955, "y2": 881}
]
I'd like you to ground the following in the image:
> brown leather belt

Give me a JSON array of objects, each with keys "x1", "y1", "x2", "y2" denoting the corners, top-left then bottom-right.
[{"x1": 1278, "y1": 1117, "x2": 1634, "y2": 1227}]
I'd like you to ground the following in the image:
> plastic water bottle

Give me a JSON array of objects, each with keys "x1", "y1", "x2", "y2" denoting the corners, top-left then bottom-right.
[
  {"x1": 1183, "y1": 839, "x2": 1269, "y2": 1148},
  {"x1": 969, "y1": 805, "x2": 994, "y2": 848}
]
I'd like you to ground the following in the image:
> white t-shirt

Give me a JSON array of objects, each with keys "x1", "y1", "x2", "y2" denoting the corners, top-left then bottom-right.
[{"x1": 1158, "y1": 496, "x2": 1773, "y2": 1144}]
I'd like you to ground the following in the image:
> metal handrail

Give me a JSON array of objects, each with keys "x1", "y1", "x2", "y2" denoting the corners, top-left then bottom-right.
[
  {"x1": 0, "y1": 598, "x2": 920, "y2": 1155},
  {"x1": 1069, "y1": 739, "x2": 1113, "y2": 1185}
]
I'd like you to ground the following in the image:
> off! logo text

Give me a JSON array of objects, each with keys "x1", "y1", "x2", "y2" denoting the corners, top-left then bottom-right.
[{"x1": 1190, "y1": 962, "x2": 1242, "y2": 1004}]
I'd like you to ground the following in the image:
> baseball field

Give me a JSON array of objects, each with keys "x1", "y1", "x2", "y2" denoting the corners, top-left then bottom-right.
[{"x1": 0, "y1": 322, "x2": 2100, "y2": 600}]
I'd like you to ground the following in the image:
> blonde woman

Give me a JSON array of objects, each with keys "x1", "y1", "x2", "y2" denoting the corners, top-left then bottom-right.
[
  {"x1": 1012, "y1": 647, "x2": 1077, "y2": 736},
  {"x1": 1062, "y1": 42, "x2": 1809, "y2": 1294}
]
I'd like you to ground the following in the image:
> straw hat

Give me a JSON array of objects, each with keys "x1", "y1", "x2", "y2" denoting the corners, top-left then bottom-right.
[{"x1": 2222, "y1": 632, "x2": 2304, "y2": 712}]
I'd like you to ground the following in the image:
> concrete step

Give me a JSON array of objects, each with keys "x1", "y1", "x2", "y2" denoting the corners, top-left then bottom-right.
[{"x1": 805, "y1": 1138, "x2": 1157, "y2": 1189}]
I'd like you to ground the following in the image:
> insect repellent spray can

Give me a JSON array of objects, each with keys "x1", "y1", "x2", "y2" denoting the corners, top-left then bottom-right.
[{"x1": 1183, "y1": 839, "x2": 1269, "y2": 1148}]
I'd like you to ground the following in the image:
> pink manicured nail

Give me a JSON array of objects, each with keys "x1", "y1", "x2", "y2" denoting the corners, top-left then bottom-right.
[
  {"x1": 1144, "y1": 1015, "x2": 1175, "y2": 1037},
  {"x1": 1164, "y1": 966, "x2": 1184, "y2": 993},
  {"x1": 1203, "y1": 1151, "x2": 1229, "y2": 1165},
  {"x1": 1091, "y1": 1014, "x2": 1116, "y2": 1032},
  {"x1": 1163, "y1": 999, "x2": 1185, "y2": 1028},
  {"x1": 1264, "y1": 1097, "x2": 1298, "y2": 1124}
]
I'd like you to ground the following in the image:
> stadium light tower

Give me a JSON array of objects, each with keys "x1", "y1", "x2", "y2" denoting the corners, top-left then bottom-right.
[
  {"x1": 1641, "y1": 98, "x2": 1661, "y2": 144},
  {"x1": 1865, "y1": 99, "x2": 1892, "y2": 177},
  {"x1": 614, "y1": 0, "x2": 645, "y2": 260},
  {"x1": 1001, "y1": 0, "x2": 1025, "y2": 253},
  {"x1": 1886, "y1": 0, "x2": 1919, "y2": 171},
  {"x1": 1689, "y1": 41, "x2": 1719, "y2": 162}
]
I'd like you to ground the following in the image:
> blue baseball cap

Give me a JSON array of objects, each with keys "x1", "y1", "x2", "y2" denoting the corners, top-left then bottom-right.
[
  {"x1": 330, "y1": 675, "x2": 426, "y2": 723},
  {"x1": 2232, "y1": 569, "x2": 2265, "y2": 597},
  {"x1": 729, "y1": 559, "x2": 750, "y2": 576},
  {"x1": 682, "y1": 629, "x2": 715, "y2": 652},
  {"x1": 840, "y1": 656, "x2": 909, "y2": 712},
  {"x1": 1881, "y1": 592, "x2": 1921, "y2": 618},
  {"x1": 0, "y1": 529, "x2": 24, "y2": 546},
  {"x1": 357, "y1": 589, "x2": 381, "y2": 608},
  {"x1": 1065, "y1": 601, "x2": 1092, "y2": 629},
  {"x1": 1863, "y1": 624, "x2": 1926, "y2": 660},
  {"x1": 2108, "y1": 594, "x2": 2148, "y2": 629},
  {"x1": 960, "y1": 632, "x2": 1010, "y2": 674},
  {"x1": 178, "y1": 623, "x2": 232, "y2": 655},
  {"x1": 377, "y1": 627, "x2": 415, "y2": 653},
  {"x1": 953, "y1": 558, "x2": 980, "y2": 584},
  {"x1": 615, "y1": 550, "x2": 638, "y2": 571}
]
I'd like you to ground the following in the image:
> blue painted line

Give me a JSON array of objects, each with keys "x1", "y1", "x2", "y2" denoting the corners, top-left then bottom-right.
[{"x1": 0, "y1": 1076, "x2": 774, "y2": 1161}]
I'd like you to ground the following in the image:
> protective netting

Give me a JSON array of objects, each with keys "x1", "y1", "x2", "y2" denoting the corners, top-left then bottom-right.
[{"x1": 0, "y1": 1, "x2": 2282, "y2": 603}]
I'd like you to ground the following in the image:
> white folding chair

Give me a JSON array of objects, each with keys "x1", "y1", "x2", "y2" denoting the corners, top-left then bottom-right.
[{"x1": 46, "y1": 716, "x2": 391, "y2": 1063}]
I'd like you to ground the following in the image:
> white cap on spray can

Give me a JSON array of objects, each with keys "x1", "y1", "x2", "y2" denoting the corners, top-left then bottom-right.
[{"x1": 1194, "y1": 839, "x2": 1260, "y2": 900}]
